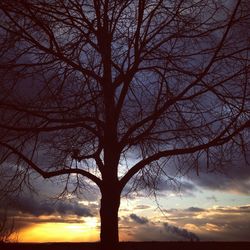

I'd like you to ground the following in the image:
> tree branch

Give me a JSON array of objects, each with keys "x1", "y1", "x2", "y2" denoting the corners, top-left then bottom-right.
[
  {"x1": 120, "y1": 119, "x2": 250, "y2": 189},
  {"x1": 0, "y1": 142, "x2": 102, "y2": 188}
]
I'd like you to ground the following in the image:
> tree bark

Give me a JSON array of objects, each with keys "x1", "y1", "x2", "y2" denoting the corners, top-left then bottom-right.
[{"x1": 100, "y1": 184, "x2": 120, "y2": 248}]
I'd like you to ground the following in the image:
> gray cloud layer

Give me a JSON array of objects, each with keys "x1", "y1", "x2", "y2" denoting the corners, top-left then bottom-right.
[
  {"x1": 2, "y1": 195, "x2": 93, "y2": 218},
  {"x1": 130, "y1": 214, "x2": 149, "y2": 225},
  {"x1": 186, "y1": 153, "x2": 250, "y2": 195}
]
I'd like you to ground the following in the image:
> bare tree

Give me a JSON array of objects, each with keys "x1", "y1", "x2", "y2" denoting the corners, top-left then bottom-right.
[
  {"x1": 0, "y1": 0, "x2": 249, "y2": 248},
  {"x1": 0, "y1": 209, "x2": 16, "y2": 243}
]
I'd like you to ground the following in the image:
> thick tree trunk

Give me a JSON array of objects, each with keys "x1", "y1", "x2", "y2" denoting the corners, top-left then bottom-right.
[
  {"x1": 100, "y1": 185, "x2": 120, "y2": 249},
  {"x1": 99, "y1": 13, "x2": 120, "y2": 247}
]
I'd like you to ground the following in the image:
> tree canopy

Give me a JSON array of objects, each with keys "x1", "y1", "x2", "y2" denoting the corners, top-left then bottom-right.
[{"x1": 0, "y1": 0, "x2": 249, "y2": 246}]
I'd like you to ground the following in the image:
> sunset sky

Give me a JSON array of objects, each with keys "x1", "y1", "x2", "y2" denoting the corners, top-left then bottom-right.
[
  {"x1": 0, "y1": 0, "x2": 249, "y2": 244},
  {"x1": 3, "y1": 155, "x2": 250, "y2": 243}
]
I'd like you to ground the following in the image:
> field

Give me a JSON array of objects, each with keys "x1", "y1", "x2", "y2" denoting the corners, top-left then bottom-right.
[{"x1": 0, "y1": 242, "x2": 249, "y2": 250}]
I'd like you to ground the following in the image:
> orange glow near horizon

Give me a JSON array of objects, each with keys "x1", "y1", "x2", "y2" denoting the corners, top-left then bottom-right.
[{"x1": 17, "y1": 219, "x2": 99, "y2": 243}]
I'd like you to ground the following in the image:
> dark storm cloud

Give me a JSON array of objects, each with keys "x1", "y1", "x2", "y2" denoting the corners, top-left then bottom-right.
[
  {"x1": 187, "y1": 152, "x2": 250, "y2": 195},
  {"x1": 122, "y1": 176, "x2": 197, "y2": 199},
  {"x1": 163, "y1": 223, "x2": 200, "y2": 241},
  {"x1": 123, "y1": 148, "x2": 250, "y2": 198},
  {"x1": 139, "y1": 148, "x2": 250, "y2": 197},
  {"x1": 130, "y1": 214, "x2": 149, "y2": 224},
  {"x1": 3, "y1": 195, "x2": 93, "y2": 217},
  {"x1": 190, "y1": 169, "x2": 250, "y2": 194},
  {"x1": 156, "y1": 178, "x2": 197, "y2": 194},
  {"x1": 124, "y1": 157, "x2": 250, "y2": 197},
  {"x1": 15, "y1": 216, "x2": 84, "y2": 225},
  {"x1": 57, "y1": 201, "x2": 93, "y2": 217}
]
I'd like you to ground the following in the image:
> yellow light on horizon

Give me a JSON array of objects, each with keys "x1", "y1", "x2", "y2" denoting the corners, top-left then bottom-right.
[{"x1": 18, "y1": 220, "x2": 99, "y2": 243}]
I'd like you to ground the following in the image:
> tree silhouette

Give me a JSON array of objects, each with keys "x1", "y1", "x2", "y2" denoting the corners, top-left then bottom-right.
[
  {"x1": 0, "y1": 0, "x2": 249, "y2": 248},
  {"x1": 0, "y1": 209, "x2": 16, "y2": 243}
]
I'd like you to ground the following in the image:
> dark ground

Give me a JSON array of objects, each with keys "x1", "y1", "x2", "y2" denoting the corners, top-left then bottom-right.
[{"x1": 0, "y1": 242, "x2": 249, "y2": 250}]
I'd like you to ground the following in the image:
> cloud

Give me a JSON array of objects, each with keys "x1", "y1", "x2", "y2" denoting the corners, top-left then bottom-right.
[
  {"x1": 119, "y1": 215, "x2": 176, "y2": 241},
  {"x1": 206, "y1": 195, "x2": 218, "y2": 202},
  {"x1": 134, "y1": 205, "x2": 151, "y2": 210},
  {"x1": 130, "y1": 214, "x2": 149, "y2": 225},
  {"x1": 162, "y1": 204, "x2": 250, "y2": 241},
  {"x1": 163, "y1": 223, "x2": 200, "y2": 241},
  {"x1": 185, "y1": 207, "x2": 205, "y2": 212},
  {"x1": 190, "y1": 172, "x2": 250, "y2": 195},
  {"x1": 187, "y1": 153, "x2": 250, "y2": 195},
  {"x1": 120, "y1": 204, "x2": 250, "y2": 242},
  {"x1": 122, "y1": 177, "x2": 198, "y2": 200},
  {"x1": 239, "y1": 205, "x2": 250, "y2": 210},
  {"x1": 0, "y1": 193, "x2": 96, "y2": 234},
  {"x1": 1, "y1": 195, "x2": 93, "y2": 218},
  {"x1": 120, "y1": 214, "x2": 199, "y2": 242},
  {"x1": 153, "y1": 177, "x2": 197, "y2": 195},
  {"x1": 122, "y1": 151, "x2": 250, "y2": 198}
]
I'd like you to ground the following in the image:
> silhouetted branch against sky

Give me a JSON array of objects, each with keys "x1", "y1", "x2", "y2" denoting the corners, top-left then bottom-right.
[
  {"x1": 0, "y1": 207, "x2": 16, "y2": 243},
  {"x1": 0, "y1": 0, "x2": 249, "y2": 245}
]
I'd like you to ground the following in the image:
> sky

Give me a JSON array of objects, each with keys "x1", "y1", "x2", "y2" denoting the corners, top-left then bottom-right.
[
  {"x1": 0, "y1": 0, "x2": 249, "y2": 243},
  {"x1": 1, "y1": 155, "x2": 250, "y2": 243}
]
